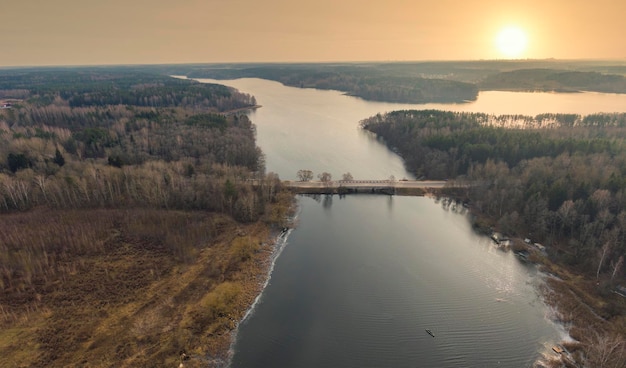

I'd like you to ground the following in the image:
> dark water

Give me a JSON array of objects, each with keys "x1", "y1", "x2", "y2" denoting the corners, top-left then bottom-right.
[
  {"x1": 185, "y1": 78, "x2": 624, "y2": 367},
  {"x1": 230, "y1": 196, "x2": 561, "y2": 368}
]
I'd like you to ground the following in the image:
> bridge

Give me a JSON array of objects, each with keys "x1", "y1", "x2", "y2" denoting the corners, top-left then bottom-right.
[{"x1": 282, "y1": 180, "x2": 450, "y2": 195}]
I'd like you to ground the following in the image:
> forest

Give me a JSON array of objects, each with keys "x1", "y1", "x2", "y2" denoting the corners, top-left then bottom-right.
[
  {"x1": 362, "y1": 110, "x2": 626, "y2": 269},
  {"x1": 186, "y1": 65, "x2": 479, "y2": 103},
  {"x1": 180, "y1": 59, "x2": 626, "y2": 103},
  {"x1": 0, "y1": 69, "x2": 256, "y2": 110},
  {"x1": 0, "y1": 70, "x2": 292, "y2": 367},
  {"x1": 480, "y1": 68, "x2": 626, "y2": 93},
  {"x1": 362, "y1": 109, "x2": 626, "y2": 367}
]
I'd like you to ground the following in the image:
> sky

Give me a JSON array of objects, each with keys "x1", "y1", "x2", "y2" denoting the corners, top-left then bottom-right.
[{"x1": 1, "y1": 0, "x2": 625, "y2": 66}]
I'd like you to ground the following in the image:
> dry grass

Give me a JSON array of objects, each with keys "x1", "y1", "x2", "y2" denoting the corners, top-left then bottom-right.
[
  {"x1": 541, "y1": 261, "x2": 626, "y2": 368},
  {"x1": 0, "y1": 204, "x2": 291, "y2": 367}
]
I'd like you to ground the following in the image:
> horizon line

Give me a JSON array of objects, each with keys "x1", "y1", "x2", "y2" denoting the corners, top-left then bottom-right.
[{"x1": 2, "y1": 57, "x2": 626, "y2": 69}]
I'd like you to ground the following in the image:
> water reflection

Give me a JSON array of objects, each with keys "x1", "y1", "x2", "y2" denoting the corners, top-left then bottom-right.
[
  {"x1": 435, "y1": 196, "x2": 469, "y2": 215},
  {"x1": 387, "y1": 194, "x2": 394, "y2": 212},
  {"x1": 304, "y1": 194, "x2": 322, "y2": 203},
  {"x1": 322, "y1": 194, "x2": 333, "y2": 210}
]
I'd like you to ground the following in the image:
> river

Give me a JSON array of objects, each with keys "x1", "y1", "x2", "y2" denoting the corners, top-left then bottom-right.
[{"x1": 191, "y1": 78, "x2": 626, "y2": 367}]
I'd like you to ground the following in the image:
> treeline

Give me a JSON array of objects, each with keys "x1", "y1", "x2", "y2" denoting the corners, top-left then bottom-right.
[
  {"x1": 183, "y1": 63, "x2": 626, "y2": 104},
  {"x1": 187, "y1": 66, "x2": 479, "y2": 104},
  {"x1": 0, "y1": 70, "x2": 256, "y2": 110},
  {"x1": 480, "y1": 68, "x2": 626, "y2": 93},
  {"x1": 1, "y1": 108, "x2": 262, "y2": 170},
  {"x1": 362, "y1": 110, "x2": 626, "y2": 275},
  {"x1": 109, "y1": 59, "x2": 626, "y2": 85},
  {"x1": 362, "y1": 110, "x2": 626, "y2": 179},
  {"x1": 0, "y1": 161, "x2": 281, "y2": 222},
  {"x1": 0, "y1": 72, "x2": 274, "y2": 221}
]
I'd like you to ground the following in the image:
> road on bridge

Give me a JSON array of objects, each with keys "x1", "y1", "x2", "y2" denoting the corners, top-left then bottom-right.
[{"x1": 283, "y1": 180, "x2": 448, "y2": 189}]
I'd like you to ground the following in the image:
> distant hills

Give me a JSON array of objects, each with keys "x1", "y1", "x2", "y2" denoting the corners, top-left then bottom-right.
[
  {"x1": 179, "y1": 60, "x2": 626, "y2": 103},
  {"x1": 480, "y1": 69, "x2": 626, "y2": 93},
  {"x1": 186, "y1": 65, "x2": 479, "y2": 104}
]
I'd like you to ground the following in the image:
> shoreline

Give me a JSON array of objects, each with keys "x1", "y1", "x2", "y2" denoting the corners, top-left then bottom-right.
[
  {"x1": 225, "y1": 225, "x2": 296, "y2": 364},
  {"x1": 463, "y1": 205, "x2": 626, "y2": 368},
  {"x1": 221, "y1": 105, "x2": 262, "y2": 115},
  {"x1": 214, "y1": 191, "x2": 622, "y2": 368},
  {"x1": 220, "y1": 204, "x2": 299, "y2": 367},
  {"x1": 220, "y1": 194, "x2": 572, "y2": 367}
]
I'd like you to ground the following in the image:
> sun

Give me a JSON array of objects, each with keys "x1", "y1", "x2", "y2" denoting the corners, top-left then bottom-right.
[{"x1": 495, "y1": 26, "x2": 528, "y2": 59}]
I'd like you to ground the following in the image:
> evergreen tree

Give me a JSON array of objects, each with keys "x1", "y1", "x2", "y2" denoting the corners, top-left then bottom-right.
[{"x1": 53, "y1": 148, "x2": 65, "y2": 167}]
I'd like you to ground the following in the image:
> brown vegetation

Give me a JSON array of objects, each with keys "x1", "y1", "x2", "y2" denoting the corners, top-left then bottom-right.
[
  {"x1": 0, "y1": 207, "x2": 292, "y2": 367},
  {"x1": 0, "y1": 69, "x2": 296, "y2": 366}
]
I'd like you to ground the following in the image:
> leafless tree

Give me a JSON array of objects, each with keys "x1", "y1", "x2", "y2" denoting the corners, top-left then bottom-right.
[
  {"x1": 297, "y1": 169, "x2": 314, "y2": 182},
  {"x1": 585, "y1": 331, "x2": 626, "y2": 368},
  {"x1": 597, "y1": 242, "x2": 611, "y2": 280},
  {"x1": 318, "y1": 172, "x2": 332, "y2": 186},
  {"x1": 611, "y1": 256, "x2": 624, "y2": 283}
]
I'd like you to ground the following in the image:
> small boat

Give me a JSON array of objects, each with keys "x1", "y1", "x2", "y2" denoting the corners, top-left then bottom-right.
[
  {"x1": 552, "y1": 345, "x2": 565, "y2": 354},
  {"x1": 425, "y1": 329, "x2": 435, "y2": 337}
]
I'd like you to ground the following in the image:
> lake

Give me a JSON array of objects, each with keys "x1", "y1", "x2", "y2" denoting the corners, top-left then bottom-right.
[
  {"x1": 194, "y1": 78, "x2": 626, "y2": 181},
  {"x1": 191, "y1": 78, "x2": 626, "y2": 367}
]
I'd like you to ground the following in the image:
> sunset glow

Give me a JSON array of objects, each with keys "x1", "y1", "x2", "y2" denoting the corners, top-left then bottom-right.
[
  {"x1": 0, "y1": 0, "x2": 625, "y2": 65},
  {"x1": 495, "y1": 27, "x2": 528, "y2": 59}
]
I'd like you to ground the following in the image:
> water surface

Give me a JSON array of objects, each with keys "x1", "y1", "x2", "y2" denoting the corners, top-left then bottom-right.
[
  {"x1": 188, "y1": 78, "x2": 621, "y2": 367},
  {"x1": 231, "y1": 196, "x2": 561, "y2": 368},
  {"x1": 195, "y1": 77, "x2": 626, "y2": 180}
]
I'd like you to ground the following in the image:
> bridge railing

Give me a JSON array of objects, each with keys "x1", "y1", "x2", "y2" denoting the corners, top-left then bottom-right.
[{"x1": 335, "y1": 180, "x2": 394, "y2": 184}]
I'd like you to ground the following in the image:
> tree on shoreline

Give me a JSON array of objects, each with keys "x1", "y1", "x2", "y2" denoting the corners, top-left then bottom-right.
[
  {"x1": 362, "y1": 109, "x2": 626, "y2": 368},
  {"x1": 318, "y1": 172, "x2": 332, "y2": 186},
  {"x1": 362, "y1": 110, "x2": 626, "y2": 278},
  {"x1": 297, "y1": 169, "x2": 313, "y2": 181}
]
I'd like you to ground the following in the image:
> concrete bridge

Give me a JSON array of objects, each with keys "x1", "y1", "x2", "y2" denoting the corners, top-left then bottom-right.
[{"x1": 282, "y1": 179, "x2": 450, "y2": 195}]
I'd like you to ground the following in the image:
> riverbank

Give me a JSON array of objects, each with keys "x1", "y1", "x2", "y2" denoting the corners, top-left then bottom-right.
[
  {"x1": 537, "y1": 261, "x2": 626, "y2": 367},
  {"x1": 225, "y1": 220, "x2": 296, "y2": 362},
  {"x1": 221, "y1": 105, "x2": 262, "y2": 115},
  {"x1": 0, "y1": 197, "x2": 295, "y2": 367},
  {"x1": 463, "y1": 203, "x2": 626, "y2": 368}
]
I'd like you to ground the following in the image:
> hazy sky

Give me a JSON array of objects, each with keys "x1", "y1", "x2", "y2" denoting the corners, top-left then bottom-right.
[{"x1": 1, "y1": 0, "x2": 625, "y2": 66}]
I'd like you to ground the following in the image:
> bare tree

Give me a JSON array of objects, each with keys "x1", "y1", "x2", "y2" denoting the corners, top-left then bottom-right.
[
  {"x1": 33, "y1": 175, "x2": 47, "y2": 202},
  {"x1": 597, "y1": 242, "x2": 611, "y2": 280},
  {"x1": 585, "y1": 330, "x2": 626, "y2": 368},
  {"x1": 264, "y1": 172, "x2": 281, "y2": 200},
  {"x1": 297, "y1": 169, "x2": 314, "y2": 182},
  {"x1": 558, "y1": 200, "x2": 576, "y2": 238},
  {"x1": 318, "y1": 172, "x2": 332, "y2": 186},
  {"x1": 342, "y1": 172, "x2": 353, "y2": 181},
  {"x1": 611, "y1": 256, "x2": 624, "y2": 283}
]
